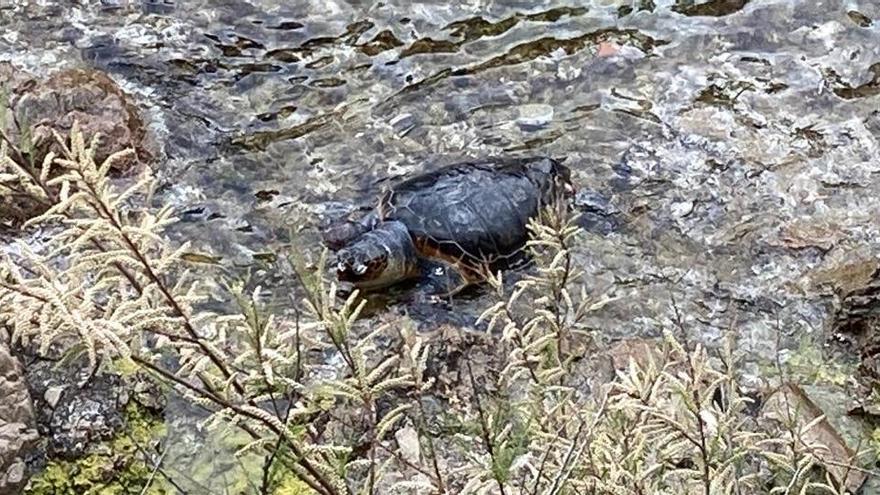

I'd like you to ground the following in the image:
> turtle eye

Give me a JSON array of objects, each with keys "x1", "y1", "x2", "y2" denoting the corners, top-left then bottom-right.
[
  {"x1": 355, "y1": 263, "x2": 368, "y2": 275},
  {"x1": 337, "y1": 261, "x2": 347, "y2": 272}
]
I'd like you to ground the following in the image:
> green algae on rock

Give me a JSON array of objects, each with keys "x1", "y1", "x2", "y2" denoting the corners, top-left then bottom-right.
[{"x1": 25, "y1": 404, "x2": 169, "y2": 495}]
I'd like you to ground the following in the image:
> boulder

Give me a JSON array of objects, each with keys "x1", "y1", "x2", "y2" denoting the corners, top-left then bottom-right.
[{"x1": 0, "y1": 337, "x2": 38, "y2": 492}]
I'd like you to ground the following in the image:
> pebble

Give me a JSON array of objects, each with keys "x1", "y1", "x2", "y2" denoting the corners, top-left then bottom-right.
[
  {"x1": 389, "y1": 113, "x2": 415, "y2": 136},
  {"x1": 671, "y1": 200, "x2": 695, "y2": 218},
  {"x1": 44, "y1": 385, "x2": 66, "y2": 409},
  {"x1": 394, "y1": 424, "x2": 421, "y2": 464},
  {"x1": 516, "y1": 104, "x2": 554, "y2": 131}
]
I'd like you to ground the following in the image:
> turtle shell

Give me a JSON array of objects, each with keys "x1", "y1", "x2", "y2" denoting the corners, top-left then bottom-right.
[{"x1": 376, "y1": 156, "x2": 571, "y2": 269}]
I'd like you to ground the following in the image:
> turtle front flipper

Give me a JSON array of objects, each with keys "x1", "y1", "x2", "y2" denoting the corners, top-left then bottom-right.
[{"x1": 421, "y1": 260, "x2": 484, "y2": 299}]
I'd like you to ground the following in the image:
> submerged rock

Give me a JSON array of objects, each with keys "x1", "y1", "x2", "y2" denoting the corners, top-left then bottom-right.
[
  {"x1": 0, "y1": 63, "x2": 154, "y2": 225},
  {"x1": 0, "y1": 337, "x2": 38, "y2": 493},
  {"x1": 1, "y1": 63, "x2": 153, "y2": 168}
]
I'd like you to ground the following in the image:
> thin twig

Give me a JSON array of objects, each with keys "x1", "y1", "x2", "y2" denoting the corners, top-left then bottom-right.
[{"x1": 466, "y1": 357, "x2": 507, "y2": 495}]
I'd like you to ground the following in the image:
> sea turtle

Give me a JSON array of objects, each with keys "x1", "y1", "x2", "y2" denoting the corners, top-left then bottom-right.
[{"x1": 324, "y1": 156, "x2": 573, "y2": 294}]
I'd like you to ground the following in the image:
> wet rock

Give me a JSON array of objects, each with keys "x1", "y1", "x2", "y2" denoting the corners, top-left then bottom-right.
[
  {"x1": 24, "y1": 355, "x2": 165, "y2": 462},
  {"x1": 670, "y1": 199, "x2": 695, "y2": 218},
  {"x1": 866, "y1": 110, "x2": 880, "y2": 139},
  {"x1": 606, "y1": 337, "x2": 661, "y2": 371},
  {"x1": 588, "y1": 337, "x2": 668, "y2": 388},
  {"x1": 43, "y1": 385, "x2": 65, "y2": 409},
  {"x1": 1, "y1": 62, "x2": 153, "y2": 169},
  {"x1": 99, "y1": 0, "x2": 127, "y2": 11},
  {"x1": 833, "y1": 276, "x2": 880, "y2": 335},
  {"x1": 574, "y1": 189, "x2": 621, "y2": 235},
  {"x1": 774, "y1": 219, "x2": 843, "y2": 253},
  {"x1": 27, "y1": 364, "x2": 126, "y2": 460},
  {"x1": 0, "y1": 63, "x2": 154, "y2": 225},
  {"x1": 141, "y1": 0, "x2": 176, "y2": 15},
  {"x1": 359, "y1": 30, "x2": 404, "y2": 57},
  {"x1": 389, "y1": 112, "x2": 415, "y2": 136},
  {"x1": 809, "y1": 249, "x2": 879, "y2": 295},
  {"x1": 0, "y1": 62, "x2": 34, "y2": 94},
  {"x1": 596, "y1": 42, "x2": 620, "y2": 58},
  {"x1": 672, "y1": 0, "x2": 751, "y2": 17},
  {"x1": 828, "y1": 62, "x2": 880, "y2": 100},
  {"x1": 0, "y1": 338, "x2": 38, "y2": 493}
]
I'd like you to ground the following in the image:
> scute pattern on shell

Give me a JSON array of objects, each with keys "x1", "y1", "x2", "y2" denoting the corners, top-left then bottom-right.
[{"x1": 376, "y1": 156, "x2": 570, "y2": 268}]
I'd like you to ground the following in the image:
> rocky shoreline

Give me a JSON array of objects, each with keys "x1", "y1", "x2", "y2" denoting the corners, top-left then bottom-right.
[{"x1": 3, "y1": 0, "x2": 880, "y2": 492}]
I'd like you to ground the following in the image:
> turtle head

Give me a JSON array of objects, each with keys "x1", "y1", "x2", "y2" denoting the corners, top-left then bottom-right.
[
  {"x1": 334, "y1": 221, "x2": 419, "y2": 290},
  {"x1": 322, "y1": 213, "x2": 379, "y2": 250}
]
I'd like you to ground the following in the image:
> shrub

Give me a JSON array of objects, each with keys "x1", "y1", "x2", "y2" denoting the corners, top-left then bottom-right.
[{"x1": 1, "y1": 128, "x2": 875, "y2": 494}]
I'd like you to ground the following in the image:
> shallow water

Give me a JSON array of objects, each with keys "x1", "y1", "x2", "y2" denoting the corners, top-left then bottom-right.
[
  {"x1": 5, "y1": 0, "x2": 880, "y2": 345},
  {"x1": 4, "y1": 0, "x2": 880, "y2": 488}
]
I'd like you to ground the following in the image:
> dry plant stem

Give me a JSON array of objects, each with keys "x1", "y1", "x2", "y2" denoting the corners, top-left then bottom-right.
[
  {"x1": 2, "y1": 130, "x2": 145, "y2": 328},
  {"x1": 66, "y1": 177, "x2": 311, "y2": 491},
  {"x1": 415, "y1": 398, "x2": 446, "y2": 493},
  {"x1": 466, "y1": 357, "x2": 508, "y2": 495},
  {"x1": 367, "y1": 404, "x2": 378, "y2": 495},
  {"x1": 3, "y1": 147, "x2": 148, "y2": 292},
  {"x1": 529, "y1": 433, "x2": 556, "y2": 495},
  {"x1": 504, "y1": 305, "x2": 541, "y2": 385},
  {"x1": 132, "y1": 355, "x2": 338, "y2": 495},
  {"x1": 80, "y1": 175, "x2": 244, "y2": 392},
  {"x1": 125, "y1": 434, "x2": 189, "y2": 495},
  {"x1": 550, "y1": 216, "x2": 572, "y2": 362},
  {"x1": 546, "y1": 418, "x2": 586, "y2": 495},
  {"x1": 260, "y1": 435, "x2": 284, "y2": 495},
  {"x1": 255, "y1": 309, "x2": 301, "y2": 495},
  {"x1": 530, "y1": 406, "x2": 592, "y2": 495},
  {"x1": 8, "y1": 132, "x2": 877, "y2": 494},
  {"x1": 692, "y1": 376, "x2": 711, "y2": 495},
  {"x1": 670, "y1": 301, "x2": 711, "y2": 494},
  {"x1": 136, "y1": 441, "x2": 168, "y2": 495}
]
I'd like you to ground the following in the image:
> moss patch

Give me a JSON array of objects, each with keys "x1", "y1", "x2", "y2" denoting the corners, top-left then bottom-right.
[
  {"x1": 26, "y1": 404, "x2": 170, "y2": 495},
  {"x1": 273, "y1": 473, "x2": 317, "y2": 495}
]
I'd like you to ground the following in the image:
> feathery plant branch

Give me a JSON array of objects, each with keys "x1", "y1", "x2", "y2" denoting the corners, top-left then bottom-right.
[{"x1": 0, "y1": 126, "x2": 874, "y2": 494}]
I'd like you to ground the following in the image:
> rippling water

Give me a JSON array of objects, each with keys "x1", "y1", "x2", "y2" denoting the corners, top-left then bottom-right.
[
  {"x1": 5, "y1": 0, "x2": 880, "y2": 343},
  {"x1": 4, "y1": 0, "x2": 880, "y2": 488}
]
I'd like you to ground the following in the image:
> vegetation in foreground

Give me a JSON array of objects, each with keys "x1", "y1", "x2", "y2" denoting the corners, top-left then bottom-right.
[{"x1": 1, "y1": 126, "x2": 878, "y2": 493}]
